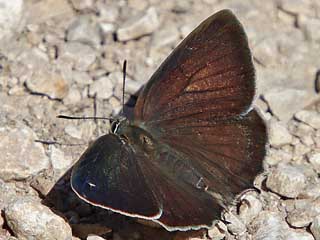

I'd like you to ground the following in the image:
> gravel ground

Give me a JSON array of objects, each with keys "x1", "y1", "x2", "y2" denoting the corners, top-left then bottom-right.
[{"x1": 0, "y1": 0, "x2": 320, "y2": 239}]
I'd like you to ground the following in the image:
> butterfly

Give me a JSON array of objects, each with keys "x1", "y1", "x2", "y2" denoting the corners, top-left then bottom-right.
[{"x1": 70, "y1": 9, "x2": 267, "y2": 231}]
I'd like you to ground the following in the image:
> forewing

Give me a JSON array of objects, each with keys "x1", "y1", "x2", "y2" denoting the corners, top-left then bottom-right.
[
  {"x1": 71, "y1": 134, "x2": 161, "y2": 219},
  {"x1": 134, "y1": 9, "x2": 255, "y2": 124}
]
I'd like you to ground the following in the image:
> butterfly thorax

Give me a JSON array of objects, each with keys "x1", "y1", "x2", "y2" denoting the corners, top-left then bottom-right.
[{"x1": 111, "y1": 118, "x2": 156, "y2": 153}]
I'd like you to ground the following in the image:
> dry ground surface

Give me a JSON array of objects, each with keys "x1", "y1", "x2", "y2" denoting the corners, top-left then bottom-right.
[{"x1": 0, "y1": 0, "x2": 320, "y2": 239}]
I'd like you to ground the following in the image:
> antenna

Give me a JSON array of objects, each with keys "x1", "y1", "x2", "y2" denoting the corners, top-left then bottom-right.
[
  {"x1": 57, "y1": 115, "x2": 113, "y2": 121},
  {"x1": 122, "y1": 60, "x2": 127, "y2": 115}
]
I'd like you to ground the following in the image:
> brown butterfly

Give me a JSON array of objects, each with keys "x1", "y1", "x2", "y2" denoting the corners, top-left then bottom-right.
[{"x1": 71, "y1": 9, "x2": 267, "y2": 231}]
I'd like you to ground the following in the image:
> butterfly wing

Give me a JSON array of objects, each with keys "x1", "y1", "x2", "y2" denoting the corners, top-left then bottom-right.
[
  {"x1": 131, "y1": 9, "x2": 267, "y2": 229},
  {"x1": 134, "y1": 9, "x2": 255, "y2": 124},
  {"x1": 71, "y1": 134, "x2": 161, "y2": 219}
]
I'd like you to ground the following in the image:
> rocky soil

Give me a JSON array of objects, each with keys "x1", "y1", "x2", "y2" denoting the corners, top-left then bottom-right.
[{"x1": 0, "y1": 0, "x2": 320, "y2": 239}]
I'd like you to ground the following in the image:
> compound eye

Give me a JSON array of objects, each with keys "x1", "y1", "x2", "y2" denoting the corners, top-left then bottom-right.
[
  {"x1": 110, "y1": 120, "x2": 120, "y2": 134},
  {"x1": 139, "y1": 134, "x2": 153, "y2": 149}
]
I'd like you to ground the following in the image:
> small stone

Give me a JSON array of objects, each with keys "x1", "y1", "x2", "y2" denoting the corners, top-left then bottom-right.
[
  {"x1": 268, "y1": 120, "x2": 292, "y2": 148},
  {"x1": 311, "y1": 215, "x2": 320, "y2": 240},
  {"x1": 249, "y1": 211, "x2": 285, "y2": 240},
  {"x1": 63, "y1": 87, "x2": 82, "y2": 104},
  {"x1": 239, "y1": 192, "x2": 263, "y2": 225},
  {"x1": 97, "y1": 3, "x2": 119, "y2": 23},
  {"x1": 280, "y1": 0, "x2": 315, "y2": 16},
  {"x1": 72, "y1": 71, "x2": 93, "y2": 85},
  {"x1": 59, "y1": 42, "x2": 97, "y2": 71},
  {"x1": 308, "y1": 152, "x2": 320, "y2": 172},
  {"x1": 70, "y1": 0, "x2": 96, "y2": 11},
  {"x1": 151, "y1": 26, "x2": 180, "y2": 49},
  {"x1": 0, "y1": 124, "x2": 50, "y2": 180},
  {"x1": 25, "y1": 68, "x2": 69, "y2": 99},
  {"x1": 64, "y1": 124, "x2": 83, "y2": 139},
  {"x1": 284, "y1": 229, "x2": 314, "y2": 240},
  {"x1": 117, "y1": 7, "x2": 159, "y2": 41},
  {"x1": 87, "y1": 235, "x2": 106, "y2": 240},
  {"x1": 207, "y1": 221, "x2": 226, "y2": 240},
  {"x1": 285, "y1": 198, "x2": 320, "y2": 228},
  {"x1": 64, "y1": 121, "x2": 96, "y2": 140},
  {"x1": 300, "y1": 182, "x2": 320, "y2": 199},
  {"x1": 49, "y1": 145, "x2": 74, "y2": 171},
  {"x1": 290, "y1": 122, "x2": 315, "y2": 146},
  {"x1": 277, "y1": 9, "x2": 296, "y2": 25},
  {"x1": 66, "y1": 16, "x2": 102, "y2": 48},
  {"x1": 254, "y1": 37, "x2": 278, "y2": 67},
  {"x1": 0, "y1": 179, "x2": 19, "y2": 210},
  {"x1": 263, "y1": 88, "x2": 311, "y2": 122},
  {"x1": 17, "y1": 47, "x2": 49, "y2": 70},
  {"x1": 265, "y1": 148, "x2": 292, "y2": 166},
  {"x1": 222, "y1": 211, "x2": 246, "y2": 235},
  {"x1": 266, "y1": 164, "x2": 306, "y2": 198},
  {"x1": 295, "y1": 110, "x2": 320, "y2": 129},
  {"x1": 89, "y1": 76, "x2": 114, "y2": 99},
  {"x1": 0, "y1": 0, "x2": 24, "y2": 41},
  {"x1": 293, "y1": 143, "x2": 311, "y2": 161},
  {"x1": 30, "y1": 169, "x2": 55, "y2": 196},
  {"x1": 299, "y1": 16, "x2": 320, "y2": 43},
  {"x1": 5, "y1": 197, "x2": 72, "y2": 240},
  {"x1": 27, "y1": 0, "x2": 73, "y2": 24},
  {"x1": 128, "y1": 0, "x2": 148, "y2": 11},
  {"x1": 99, "y1": 22, "x2": 115, "y2": 36}
]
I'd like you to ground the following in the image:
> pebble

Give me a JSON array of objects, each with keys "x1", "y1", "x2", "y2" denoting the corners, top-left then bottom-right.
[
  {"x1": 17, "y1": 47, "x2": 49, "y2": 70},
  {"x1": 117, "y1": 7, "x2": 160, "y2": 41},
  {"x1": 66, "y1": 16, "x2": 102, "y2": 48},
  {"x1": 207, "y1": 222, "x2": 226, "y2": 240},
  {"x1": 63, "y1": 87, "x2": 82, "y2": 104},
  {"x1": 299, "y1": 16, "x2": 320, "y2": 43},
  {"x1": 49, "y1": 145, "x2": 74, "y2": 171},
  {"x1": 266, "y1": 164, "x2": 306, "y2": 198},
  {"x1": 248, "y1": 211, "x2": 284, "y2": 240},
  {"x1": 308, "y1": 152, "x2": 320, "y2": 172},
  {"x1": 293, "y1": 143, "x2": 311, "y2": 161},
  {"x1": 279, "y1": 0, "x2": 315, "y2": 16},
  {"x1": 26, "y1": 0, "x2": 74, "y2": 24},
  {"x1": 97, "y1": 3, "x2": 119, "y2": 23},
  {"x1": 284, "y1": 229, "x2": 315, "y2": 240},
  {"x1": 263, "y1": 88, "x2": 311, "y2": 122},
  {"x1": 265, "y1": 148, "x2": 292, "y2": 166},
  {"x1": 295, "y1": 110, "x2": 320, "y2": 129},
  {"x1": 72, "y1": 71, "x2": 93, "y2": 85},
  {"x1": 0, "y1": 124, "x2": 50, "y2": 180},
  {"x1": 106, "y1": 71, "x2": 139, "y2": 95},
  {"x1": 300, "y1": 182, "x2": 320, "y2": 199},
  {"x1": 59, "y1": 42, "x2": 97, "y2": 71},
  {"x1": 70, "y1": 0, "x2": 96, "y2": 11},
  {"x1": 222, "y1": 211, "x2": 246, "y2": 235},
  {"x1": 25, "y1": 68, "x2": 69, "y2": 99},
  {"x1": 0, "y1": 180, "x2": 20, "y2": 210},
  {"x1": 87, "y1": 235, "x2": 106, "y2": 240},
  {"x1": 89, "y1": 76, "x2": 114, "y2": 99},
  {"x1": 0, "y1": 0, "x2": 24, "y2": 41},
  {"x1": 311, "y1": 215, "x2": 320, "y2": 240},
  {"x1": 64, "y1": 124, "x2": 83, "y2": 139},
  {"x1": 268, "y1": 120, "x2": 292, "y2": 148},
  {"x1": 30, "y1": 169, "x2": 55, "y2": 196},
  {"x1": 285, "y1": 198, "x2": 320, "y2": 228},
  {"x1": 151, "y1": 26, "x2": 180, "y2": 49},
  {"x1": 239, "y1": 193, "x2": 263, "y2": 225},
  {"x1": 5, "y1": 197, "x2": 72, "y2": 240}
]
